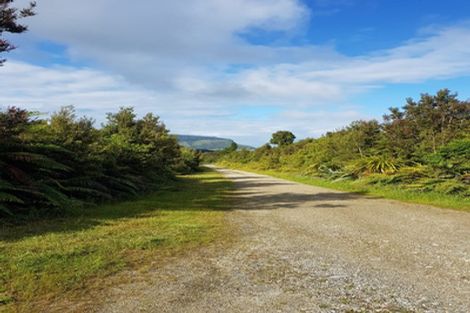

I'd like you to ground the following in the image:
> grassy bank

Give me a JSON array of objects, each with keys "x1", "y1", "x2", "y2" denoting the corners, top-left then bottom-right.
[
  {"x1": 0, "y1": 168, "x2": 232, "y2": 312},
  {"x1": 219, "y1": 162, "x2": 470, "y2": 212}
]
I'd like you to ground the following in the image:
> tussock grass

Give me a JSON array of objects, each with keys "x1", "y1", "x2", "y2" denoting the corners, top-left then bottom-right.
[{"x1": 0, "y1": 168, "x2": 232, "y2": 312}]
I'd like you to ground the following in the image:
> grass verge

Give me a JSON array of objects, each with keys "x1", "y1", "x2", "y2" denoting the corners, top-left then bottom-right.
[
  {"x1": 0, "y1": 168, "x2": 232, "y2": 312},
  {"x1": 218, "y1": 163, "x2": 469, "y2": 212}
]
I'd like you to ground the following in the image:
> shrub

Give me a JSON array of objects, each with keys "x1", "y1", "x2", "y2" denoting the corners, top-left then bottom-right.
[
  {"x1": 0, "y1": 106, "x2": 189, "y2": 218},
  {"x1": 433, "y1": 180, "x2": 468, "y2": 195},
  {"x1": 174, "y1": 147, "x2": 201, "y2": 174},
  {"x1": 427, "y1": 139, "x2": 470, "y2": 177},
  {"x1": 347, "y1": 156, "x2": 401, "y2": 176}
]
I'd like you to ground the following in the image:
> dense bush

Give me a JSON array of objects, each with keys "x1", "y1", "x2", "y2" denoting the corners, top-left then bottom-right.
[
  {"x1": 174, "y1": 147, "x2": 202, "y2": 174},
  {"x1": 213, "y1": 89, "x2": 470, "y2": 197},
  {"x1": 426, "y1": 139, "x2": 470, "y2": 177},
  {"x1": 0, "y1": 106, "x2": 199, "y2": 217}
]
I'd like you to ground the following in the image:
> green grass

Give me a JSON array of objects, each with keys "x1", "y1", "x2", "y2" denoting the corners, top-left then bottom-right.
[
  {"x1": 0, "y1": 168, "x2": 232, "y2": 312},
  {"x1": 219, "y1": 163, "x2": 470, "y2": 212}
]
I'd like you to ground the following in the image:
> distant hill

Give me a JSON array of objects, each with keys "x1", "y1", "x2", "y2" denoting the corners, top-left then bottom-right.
[{"x1": 176, "y1": 135, "x2": 254, "y2": 151}]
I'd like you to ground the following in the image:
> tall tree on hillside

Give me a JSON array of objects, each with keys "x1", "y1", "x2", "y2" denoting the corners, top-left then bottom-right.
[
  {"x1": 0, "y1": 0, "x2": 36, "y2": 65},
  {"x1": 270, "y1": 131, "x2": 296, "y2": 146}
]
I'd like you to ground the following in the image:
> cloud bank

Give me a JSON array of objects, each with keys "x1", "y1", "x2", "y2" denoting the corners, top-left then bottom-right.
[{"x1": 2, "y1": 1, "x2": 470, "y2": 145}]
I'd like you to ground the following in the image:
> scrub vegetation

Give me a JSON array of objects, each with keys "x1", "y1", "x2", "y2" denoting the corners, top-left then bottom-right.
[
  {"x1": 0, "y1": 106, "x2": 201, "y2": 218},
  {"x1": 211, "y1": 89, "x2": 470, "y2": 210}
]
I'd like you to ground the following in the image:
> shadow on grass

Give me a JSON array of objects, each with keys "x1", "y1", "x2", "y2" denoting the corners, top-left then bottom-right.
[
  {"x1": 0, "y1": 167, "x2": 233, "y2": 243},
  {"x1": 1, "y1": 167, "x2": 379, "y2": 242}
]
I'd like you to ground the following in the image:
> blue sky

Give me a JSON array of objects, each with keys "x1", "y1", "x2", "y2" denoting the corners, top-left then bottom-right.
[{"x1": 1, "y1": 0, "x2": 470, "y2": 146}]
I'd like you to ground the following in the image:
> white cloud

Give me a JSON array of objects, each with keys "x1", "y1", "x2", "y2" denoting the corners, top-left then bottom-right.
[
  {"x1": 0, "y1": 60, "x2": 360, "y2": 145},
  {"x1": 307, "y1": 25, "x2": 470, "y2": 83},
  {"x1": 27, "y1": 0, "x2": 309, "y2": 88},
  {"x1": 2, "y1": 1, "x2": 470, "y2": 145},
  {"x1": 0, "y1": 62, "x2": 155, "y2": 112},
  {"x1": 160, "y1": 23, "x2": 470, "y2": 110}
]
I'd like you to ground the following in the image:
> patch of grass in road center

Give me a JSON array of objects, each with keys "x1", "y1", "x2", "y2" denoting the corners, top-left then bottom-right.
[{"x1": 0, "y1": 168, "x2": 232, "y2": 312}]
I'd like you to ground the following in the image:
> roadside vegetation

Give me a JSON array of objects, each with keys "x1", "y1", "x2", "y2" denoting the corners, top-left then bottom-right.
[
  {"x1": 0, "y1": 106, "x2": 201, "y2": 218},
  {"x1": 0, "y1": 168, "x2": 232, "y2": 312},
  {"x1": 209, "y1": 89, "x2": 470, "y2": 210}
]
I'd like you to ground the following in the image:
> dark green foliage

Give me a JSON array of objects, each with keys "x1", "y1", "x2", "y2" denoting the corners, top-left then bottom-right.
[
  {"x1": 174, "y1": 147, "x2": 201, "y2": 174},
  {"x1": 223, "y1": 141, "x2": 238, "y2": 153},
  {"x1": 0, "y1": 106, "x2": 199, "y2": 217},
  {"x1": 382, "y1": 89, "x2": 469, "y2": 159},
  {"x1": 0, "y1": 108, "x2": 71, "y2": 215},
  {"x1": 215, "y1": 89, "x2": 470, "y2": 198},
  {"x1": 0, "y1": 0, "x2": 36, "y2": 65},
  {"x1": 426, "y1": 139, "x2": 470, "y2": 177},
  {"x1": 270, "y1": 131, "x2": 296, "y2": 146}
]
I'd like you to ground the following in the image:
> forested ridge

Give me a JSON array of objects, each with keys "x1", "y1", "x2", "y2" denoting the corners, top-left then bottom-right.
[
  {"x1": 177, "y1": 135, "x2": 238, "y2": 151},
  {"x1": 213, "y1": 89, "x2": 470, "y2": 200},
  {"x1": 0, "y1": 106, "x2": 200, "y2": 217}
]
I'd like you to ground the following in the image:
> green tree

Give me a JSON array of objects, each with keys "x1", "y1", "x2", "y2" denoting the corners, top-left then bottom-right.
[
  {"x1": 383, "y1": 89, "x2": 470, "y2": 160},
  {"x1": 427, "y1": 139, "x2": 470, "y2": 177},
  {"x1": 0, "y1": 105, "x2": 193, "y2": 217},
  {"x1": 270, "y1": 131, "x2": 295, "y2": 146},
  {"x1": 0, "y1": 0, "x2": 36, "y2": 65},
  {"x1": 214, "y1": 90, "x2": 469, "y2": 198},
  {"x1": 346, "y1": 120, "x2": 382, "y2": 158},
  {"x1": 223, "y1": 141, "x2": 238, "y2": 153},
  {"x1": 0, "y1": 107, "x2": 71, "y2": 215}
]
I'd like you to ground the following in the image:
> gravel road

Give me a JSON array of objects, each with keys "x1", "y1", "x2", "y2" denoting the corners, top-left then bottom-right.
[{"x1": 100, "y1": 168, "x2": 470, "y2": 313}]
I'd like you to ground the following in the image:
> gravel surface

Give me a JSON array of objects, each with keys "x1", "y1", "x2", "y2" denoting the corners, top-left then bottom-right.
[{"x1": 99, "y1": 168, "x2": 470, "y2": 313}]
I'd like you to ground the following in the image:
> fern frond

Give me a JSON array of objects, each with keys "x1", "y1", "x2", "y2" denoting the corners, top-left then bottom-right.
[
  {"x1": 64, "y1": 186, "x2": 112, "y2": 200},
  {"x1": 1, "y1": 152, "x2": 71, "y2": 171},
  {"x1": 0, "y1": 192, "x2": 24, "y2": 204},
  {"x1": 0, "y1": 204, "x2": 13, "y2": 216},
  {"x1": 37, "y1": 184, "x2": 71, "y2": 207}
]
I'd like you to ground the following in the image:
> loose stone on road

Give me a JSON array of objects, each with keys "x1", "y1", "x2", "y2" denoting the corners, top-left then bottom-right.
[{"x1": 100, "y1": 167, "x2": 470, "y2": 313}]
